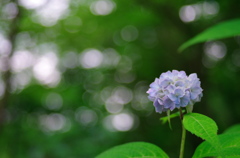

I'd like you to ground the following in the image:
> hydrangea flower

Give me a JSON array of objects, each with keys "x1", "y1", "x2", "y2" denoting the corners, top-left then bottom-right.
[{"x1": 147, "y1": 70, "x2": 203, "y2": 113}]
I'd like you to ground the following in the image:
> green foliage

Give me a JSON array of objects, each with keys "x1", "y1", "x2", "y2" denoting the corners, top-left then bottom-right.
[
  {"x1": 179, "y1": 19, "x2": 240, "y2": 51},
  {"x1": 160, "y1": 110, "x2": 185, "y2": 124},
  {"x1": 96, "y1": 142, "x2": 169, "y2": 158},
  {"x1": 97, "y1": 115, "x2": 240, "y2": 158},
  {"x1": 193, "y1": 131, "x2": 240, "y2": 157},
  {"x1": 183, "y1": 113, "x2": 218, "y2": 145},
  {"x1": 223, "y1": 124, "x2": 240, "y2": 134}
]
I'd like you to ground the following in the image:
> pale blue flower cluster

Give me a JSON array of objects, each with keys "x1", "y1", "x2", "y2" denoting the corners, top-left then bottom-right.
[{"x1": 147, "y1": 70, "x2": 203, "y2": 113}]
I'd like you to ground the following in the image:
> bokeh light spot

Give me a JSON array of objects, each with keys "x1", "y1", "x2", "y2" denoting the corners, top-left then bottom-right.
[
  {"x1": 39, "y1": 113, "x2": 69, "y2": 133},
  {"x1": 112, "y1": 86, "x2": 133, "y2": 105},
  {"x1": 33, "y1": 0, "x2": 69, "y2": 26},
  {"x1": 102, "y1": 48, "x2": 120, "y2": 67},
  {"x1": 45, "y1": 93, "x2": 63, "y2": 110},
  {"x1": 11, "y1": 71, "x2": 32, "y2": 91},
  {"x1": 90, "y1": 0, "x2": 115, "y2": 16},
  {"x1": 64, "y1": 16, "x2": 82, "y2": 33},
  {"x1": 105, "y1": 98, "x2": 123, "y2": 114},
  {"x1": 19, "y1": 0, "x2": 47, "y2": 9},
  {"x1": 204, "y1": 41, "x2": 227, "y2": 61},
  {"x1": 33, "y1": 52, "x2": 61, "y2": 87},
  {"x1": 179, "y1": 5, "x2": 197, "y2": 22},
  {"x1": 0, "y1": 34, "x2": 11, "y2": 56},
  {"x1": 121, "y1": 25, "x2": 138, "y2": 42},
  {"x1": 79, "y1": 49, "x2": 103, "y2": 69},
  {"x1": 11, "y1": 50, "x2": 35, "y2": 72},
  {"x1": 75, "y1": 108, "x2": 98, "y2": 126},
  {"x1": 112, "y1": 113, "x2": 134, "y2": 131},
  {"x1": 2, "y1": 2, "x2": 18, "y2": 19},
  {"x1": 202, "y1": 1, "x2": 219, "y2": 17},
  {"x1": 62, "y1": 52, "x2": 79, "y2": 69}
]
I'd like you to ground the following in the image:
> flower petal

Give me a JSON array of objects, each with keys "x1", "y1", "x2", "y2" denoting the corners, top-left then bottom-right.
[
  {"x1": 154, "y1": 99, "x2": 164, "y2": 113},
  {"x1": 163, "y1": 97, "x2": 175, "y2": 110}
]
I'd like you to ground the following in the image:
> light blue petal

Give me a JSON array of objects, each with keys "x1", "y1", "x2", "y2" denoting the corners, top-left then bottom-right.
[
  {"x1": 150, "y1": 82, "x2": 159, "y2": 88},
  {"x1": 190, "y1": 86, "x2": 202, "y2": 100},
  {"x1": 165, "y1": 84, "x2": 175, "y2": 94},
  {"x1": 163, "y1": 97, "x2": 175, "y2": 110},
  {"x1": 180, "y1": 95, "x2": 190, "y2": 107},
  {"x1": 148, "y1": 95, "x2": 155, "y2": 102},
  {"x1": 154, "y1": 99, "x2": 164, "y2": 113},
  {"x1": 175, "y1": 88, "x2": 184, "y2": 97},
  {"x1": 172, "y1": 70, "x2": 179, "y2": 75},
  {"x1": 178, "y1": 71, "x2": 187, "y2": 78},
  {"x1": 160, "y1": 71, "x2": 170, "y2": 78},
  {"x1": 168, "y1": 93, "x2": 177, "y2": 102},
  {"x1": 175, "y1": 81, "x2": 184, "y2": 87}
]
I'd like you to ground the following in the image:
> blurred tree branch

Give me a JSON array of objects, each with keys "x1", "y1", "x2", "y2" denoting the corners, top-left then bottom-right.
[{"x1": 0, "y1": 0, "x2": 21, "y2": 124}]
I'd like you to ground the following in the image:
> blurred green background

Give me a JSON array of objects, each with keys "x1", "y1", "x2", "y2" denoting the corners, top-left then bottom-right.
[{"x1": 0, "y1": 0, "x2": 240, "y2": 157}]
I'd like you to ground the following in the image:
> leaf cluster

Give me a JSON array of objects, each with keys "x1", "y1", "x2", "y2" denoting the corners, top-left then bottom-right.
[{"x1": 96, "y1": 113, "x2": 240, "y2": 158}]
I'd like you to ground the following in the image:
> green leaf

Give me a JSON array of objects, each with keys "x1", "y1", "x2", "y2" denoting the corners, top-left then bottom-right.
[
  {"x1": 224, "y1": 124, "x2": 240, "y2": 134},
  {"x1": 183, "y1": 113, "x2": 218, "y2": 145},
  {"x1": 96, "y1": 142, "x2": 169, "y2": 158},
  {"x1": 193, "y1": 133, "x2": 240, "y2": 158},
  {"x1": 179, "y1": 19, "x2": 240, "y2": 52}
]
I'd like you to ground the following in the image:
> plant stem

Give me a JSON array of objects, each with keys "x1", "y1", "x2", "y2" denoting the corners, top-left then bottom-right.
[
  {"x1": 179, "y1": 108, "x2": 186, "y2": 158},
  {"x1": 179, "y1": 124, "x2": 186, "y2": 158}
]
